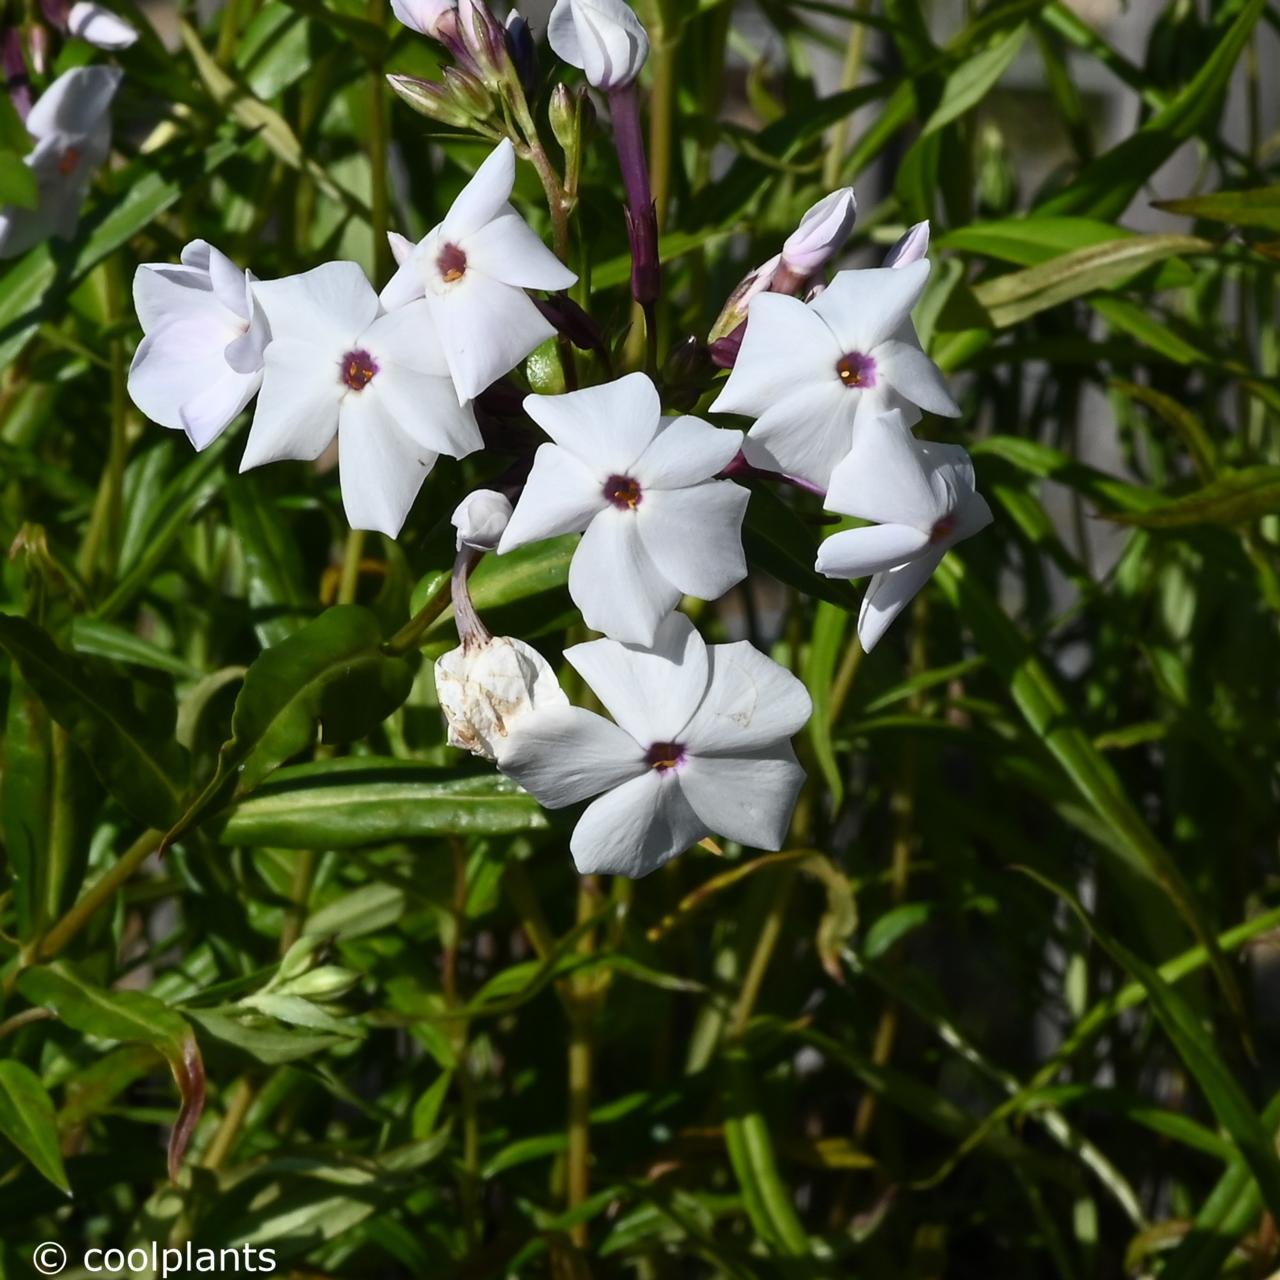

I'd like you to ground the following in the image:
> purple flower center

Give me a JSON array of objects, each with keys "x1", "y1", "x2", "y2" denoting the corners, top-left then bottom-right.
[
  {"x1": 340, "y1": 349, "x2": 379, "y2": 391},
  {"x1": 645, "y1": 742, "x2": 687, "y2": 773},
  {"x1": 930, "y1": 513, "x2": 958, "y2": 544},
  {"x1": 604, "y1": 474, "x2": 643, "y2": 510},
  {"x1": 836, "y1": 351, "x2": 877, "y2": 389},
  {"x1": 437, "y1": 243, "x2": 468, "y2": 283}
]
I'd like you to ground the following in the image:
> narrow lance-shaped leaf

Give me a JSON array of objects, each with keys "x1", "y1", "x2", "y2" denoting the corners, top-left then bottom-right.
[
  {"x1": 0, "y1": 1061, "x2": 71, "y2": 1194},
  {"x1": 1104, "y1": 466, "x2": 1280, "y2": 528}
]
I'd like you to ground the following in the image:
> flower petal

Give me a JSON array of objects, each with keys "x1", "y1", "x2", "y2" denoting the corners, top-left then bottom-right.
[
  {"x1": 67, "y1": 2, "x2": 138, "y2": 48},
  {"x1": 709, "y1": 292, "x2": 838, "y2": 416},
  {"x1": 253, "y1": 261, "x2": 378, "y2": 352},
  {"x1": 679, "y1": 747, "x2": 805, "y2": 850},
  {"x1": 379, "y1": 253, "x2": 427, "y2": 311},
  {"x1": 498, "y1": 444, "x2": 604, "y2": 549},
  {"x1": 362, "y1": 299, "x2": 451, "y2": 378},
  {"x1": 810, "y1": 260, "x2": 930, "y2": 355},
  {"x1": 815, "y1": 523, "x2": 931, "y2": 580},
  {"x1": 26, "y1": 64, "x2": 121, "y2": 139},
  {"x1": 372, "y1": 364, "x2": 482, "y2": 460},
  {"x1": 635, "y1": 415, "x2": 742, "y2": 489},
  {"x1": 204, "y1": 242, "x2": 249, "y2": 318},
  {"x1": 428, "y1": 275, "x2": 555, "y2": 401},
  {"x1": 132, "y1": 262, "x2": 217, "y2": 334},
  {"x1": 636, "y1": 481, "x2": 749, "y2": 601},
  {"x1": 825, "y1": 410, "x2": 943, "y2": 529},
  {"x1": 858, "y1": 550, "x2": 945, "y2": 652},
  {"x1": 681, "y1": 640, "x2": 813, "y2": 755},
  {"x1": 875, "y1": 337, "x2": 960, "y2": 417},
  {"x1": 239, "y1": 337, "x2": 342, "y2": 469},
  {"x1": 568, "y1": 507, "x2": 681, "y2": 646},
  {"x1": 464, "y1": 209, "x2": 577, "y2": 291},
  {"x1": 180, "y1": 366, "x2": 261, "y2": 450},
  {"x1": 127, "y1": 319, "x2": 245, "y2": 433},
  {"x1": 337, "y1": 391, "x2": 437, "y2": 536},
  {"x1": 571, "y1": 770, "x2": 705, "y2": 878},
  {"x1": 740, "y1": 378, "x2": 853, "y2": 490},
  {"x1": 525, "y1": 372, "x2": 662, "y2": 474},
  {"x1": 442, "y1": 138, "x2": 516, "y2": 242},
  {"x1": 564, "y1": 611, "x2": 709, "y2": 744},
  {"x1": 497, "y1": 704, "x2": 647, "y2": 807}
]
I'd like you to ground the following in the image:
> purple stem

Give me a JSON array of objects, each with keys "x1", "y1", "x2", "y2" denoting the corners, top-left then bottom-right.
[
  {"x1": 451, "y1": 548, "x2": 492, "y2": 650},
  {"x1": 2, "y1": 28, "x2": 31, "y2": 121},
  {"x1": 608, "y1": 82, "x2": 659, "y2": 309}
]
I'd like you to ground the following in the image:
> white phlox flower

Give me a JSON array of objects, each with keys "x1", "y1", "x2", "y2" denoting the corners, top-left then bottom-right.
[
  {"x1": 436, "y1": 635, "x2": 568, "y2": 761},
  {"x1": 128, "y1": 240, "x2": 269, "y2": 450},
  {"x1": 244, "y1": 260, "x2": 482, "y2": 538},
  {"x1": 390, "y1": 0, "x2": 455, "y2": 36},
  {"x1": 816, "y1": 410, "x2": 992, "y2": 652},
  {"x1": 709, "y1": 261, "x2": 960, "y2": 491},
  {"x1": 496, "y1": 612, "x2": 812, "y2": 877},
  {"x1": 0, "y1": 65, "x2": 121, "y2": 259},
  {"x1": 67, "y1": 2, "x2": 139, "y2": 48},
  {"x1": 547, "y1": 0, "x2": 649, "y2": 91},
  {"x1": 453, "y1": 488, "x2": 512, "y2": 550},
  {"x1": 497, "y1": 372, "x2": 749, "y2": 646},
  {"x1": 380, "y1": 139, "x2": 577, "y2": 401}
]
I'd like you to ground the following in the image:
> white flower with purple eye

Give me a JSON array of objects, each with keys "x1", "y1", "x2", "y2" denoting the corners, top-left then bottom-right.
[
  {"x1": 128, "y1": 240, "x2": 269, "y2": 450},
  {"x1": 816, "y1": 411, "x2": 992, "y2": 652},
  {"x1": 389, "y1": 0, "x2": 455, "y2": 36},
  {"x1": 0, "y1": 65, "x2": 120, "y2": 260},
  {"x1": 380, "y1": 139, "x2": 577, "y2": 402},
  {"x1": 497, "y1": 612, "x2": 811, "y2": 877},
  {"x1": 497, "y1": 373, "x2": 749, "y2": 646},
  {"x1": 709, "y1": 261, "x2": 959, "y2": 491},
  {"x1": 243, "y1": 261, "x2": 482, "y2": 538},
  {"x1": 67, "y1": 2, "x2": 139, "y2": 47},
  {"x1": 547, "y1": 0, "x2": 649, "y2": 91}
]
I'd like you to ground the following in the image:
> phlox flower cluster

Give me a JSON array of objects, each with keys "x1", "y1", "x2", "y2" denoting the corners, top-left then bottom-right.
[{"x1": 110, "y1": 0, "x2": 993, "y2": 879}]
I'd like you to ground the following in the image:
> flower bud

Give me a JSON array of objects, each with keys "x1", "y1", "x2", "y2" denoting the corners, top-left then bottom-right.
[
  {"x1": 435, "y1": 636, "x2": 568, "y2": 761},
  {"x1": 386, "y1": 72, "x2": 473, "y2": 128},
  {"x1": 547, "y1": 0, "x2": 649, "y2": 91},
  {"x1": 457, "y1": 0, "x2": 508, "y2": 84},
  {"x1": 279, "y1": 965, "x2": 362, "y2": 1000},
  {"x1": 882, "y1": 219, "x2": 930, "y2": 268},
  {"x1": 505, "y1": 9, "x2": 537, "y2": 98},
  {"x1": 67, "y1": 0, "x2": 138, "y2": 48},
  {"x1": 443, "y1": 64, "x2": 495, "y2": 120},
  {"x1": 389, "y1": 0, "x2": 455, "y2": 37},
  {"x1": 2, "y1": 27, "x2": 31, "y2": 119},
  {"x1": 708, "y1": 254, "x2": 781, "y2": 343},
  {"x1": 780, "y1": 187, "x2": 857, "y2": 276},
  {"x1": 452, "y1": 489, "x2": 512, "y2": 551}
]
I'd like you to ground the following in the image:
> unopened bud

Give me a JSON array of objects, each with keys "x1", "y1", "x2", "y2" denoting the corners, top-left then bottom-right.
[
  {"x1": 444, "y1": 64, "x2": 494, "y2": 119},
  {"x1": 781, "y1": 187, "x2": 857, "y2": 276},
  {"x1": 457, "y1": 0, "x2": 508, "y2": 84},
  {"x1": 389, "y1": 0, "x2": 455, "y2": 36},
  {"x1": 547, "y1": 0, "x2": 649, "y2": 91},
  {"x1": 280, "y1": 965, "x2": 362, "y2": 1000},
  {"x1": 435, "y1": 635, "x2": 568, "y2": 761},
  {"x1": 505, "y1": 9, "x2": 537, "y2": 98},
  {"x1": 708, "y1": 254, "x2": 779, "y2": 343},
  {"x1": 882, "y1": 219, "x2": 930, "y2": 269},
  {"x1": 453, "y1": 489, "x2": 512, "y2": 551},
  {"x1": 386, "y1": 73, "x2": 473, "y2": 128}
]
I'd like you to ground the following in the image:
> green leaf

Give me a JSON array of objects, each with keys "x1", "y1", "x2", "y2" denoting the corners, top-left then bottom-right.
[
  {"x1": 802, "y1": 602, "x2": 848, "y2": 810},
  {"x1": 741, "y1": 485, "x2": 857, "y2": 610},
  {"x1": 938, "y1": 216, "x2": 1137, "y2": 264},
  {"x1": 185, "y1": 1007, "x2": 345, "y2": 1064},
  {"x1": 70, "y1": 618, "x2": 202, "y2": 680},
  {"x1": 0, "y1": 1061, "x2": 70, "y2": 1194},
  {"x1": 0, "y1": 615, "x2": 190, "y2": 828},
  {"x1": 16, "y1": 965, "x2": 205, "y2": 1181},
  {"x1": 164, "y1": 606, "x2": 415, "y2": 848},
  {"x1": 971, "y1": 234, "x2": 1212, "y2": 327},
  {"x1": 1104, "y1": 466, "x2": 1280, "y2": 528},
  {"x1": 217, "y1": 759, "x2": 548, "y2": 847},
  {"x1": 0, "y1": 93, "x2": 31, "y2": 154},
  {"x1": 921, "y1": 23, "x2": 1026, "y2": 136},
  {"x1": 0, "y1": 154, "x2": 37, "y2": 209},
  {"x1": 1, "y1": 671, "x2": 52, "y2": 939},
  {"x1": 1152, "y1": 184, "x2": 1280, "y2": 231}
]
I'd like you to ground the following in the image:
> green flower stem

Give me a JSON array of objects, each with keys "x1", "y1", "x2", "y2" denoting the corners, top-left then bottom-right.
[
  {"x1": 728, "y1": 868, "x2": 796, "y2": 1041},
  {"x1": 565, "y1": 875, "x2": 603, "y2": 1246},
  {"x1": 822, "y1": 0, "x2": 872, "y2": 190},
  {"x1": 200, "y1": 1076, "x2": 256, "y2": 1169},
  {"x1": 367, "y1": 0, "x2": 390, "y2": 282},
  {"x1": 383, "y1": 570, "x2": 454, "y2": 655}
]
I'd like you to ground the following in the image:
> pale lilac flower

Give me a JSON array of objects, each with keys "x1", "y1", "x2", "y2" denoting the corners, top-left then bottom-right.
[
  {"x1": 380, "y1": 139, "x2": 577, "y2": 401},
  {"x1": 710, "y1": 261, "x2": 959, "y2": 491},
  {"x1": 780, "y1": 187, "x2": 857, "y2": 277},
  {"x1": 883, "y1": 219, "x2": 930, "y2": 268},
  {"x1": 497, "y1": 613, "x2": 812, "y2": 877},
  {"x1": 67, "y1": 2, "x2": 138, "y2": 47},
  {"x1": 436, "y1": 635, "x2": 568, "y2": 761},
  {"x1": 0, "y1": 65, "x2": 120, "y2": 259},
  {"x1": 390, "y1": 0, "x2": 455, "y2": 36},
  {"x1": 498, "y1": 373, "x2": 748, "y2": 646},
  {"x1": 547, "y1": 0, "x2": 649, "y2": 91},
  {"x1": 244, "y1": 261, "x2": 482, "y2": 538},
  {"x1": 453, "y1": 488, "x2": 512, "y2": 550},
  {"x1": 816, "y1": 411, "x2": 992, "y2": 652},
  {"x1": 128, "y1": 240, "x2": 269, "y2": 450}
]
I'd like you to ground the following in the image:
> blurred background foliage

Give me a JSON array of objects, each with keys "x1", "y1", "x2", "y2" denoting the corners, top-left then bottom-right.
[{"x1": 1, "y1": 0, "x2": 1280, "y2": 1275}]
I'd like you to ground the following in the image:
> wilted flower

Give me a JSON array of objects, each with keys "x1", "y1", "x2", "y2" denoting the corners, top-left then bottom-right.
[
  {"x1": 816, "y1": 410, "x2": 992, "y2": 651},
  {"x1": 436, "y1": 635, "x2": 568, "y2": 761},
  {"x1": 453, "y1": 488, "x2": 512, "y2": 550},
  {"x1": 882, "y1": 219, "x2": 930, "y2": 269},
  {"x1": 497, "y1": 613, "x2": 812, "y2": 877},
  {"x1": 547, "y1": 0, "x2": 649, "y2": 91},
  {"x1": 710, "y1": 261, "x2": 959, "y2": 490},
  {"x1": 128, "y1": 240, "x2": 269, "y2": 450},
  {"x1": 389, "y1": 0, "x2": 455, "y2": 36},
  {"x1": 498, "y1": 373, "x2": 748, "y2": 646},
  {"x1": 0, "y1": 64, "x2": 120, "y2": 259},
  {"x1": 67, "y1": 1, "x2": 138, "y2": 47},
  {"x1": 245, "y1": 261, "x2": 482, "y2": 537},
  {"x1": 780, "y1": 187, "x2": 857, "y2": 278},
  {"x1": 380, "y1": 139, "x2": 577, "y2": 401}
]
